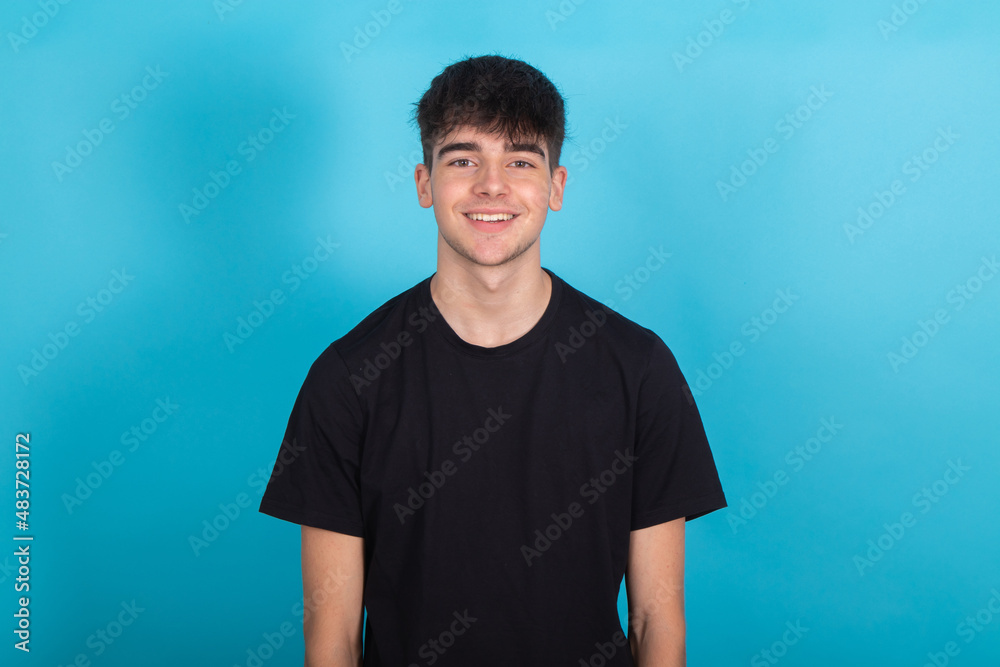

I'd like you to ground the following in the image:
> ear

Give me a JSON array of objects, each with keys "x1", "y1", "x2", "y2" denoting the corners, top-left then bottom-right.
[
  {"x1": 548, "y1": 164, "x2": 568, "y2": 211},
  {"x1": 414, "y1": 163, "x2": 433, "y2": 208}
]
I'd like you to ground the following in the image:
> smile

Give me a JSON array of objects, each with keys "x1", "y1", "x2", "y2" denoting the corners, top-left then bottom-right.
[{"x1": 464, "y1": 212, "x2": 517, "y2": 223}]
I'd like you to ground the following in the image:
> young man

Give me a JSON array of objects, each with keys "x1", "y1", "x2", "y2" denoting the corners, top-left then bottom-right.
[{"x1": 258, "y1": 54, "x2": 727, "y2": 666}]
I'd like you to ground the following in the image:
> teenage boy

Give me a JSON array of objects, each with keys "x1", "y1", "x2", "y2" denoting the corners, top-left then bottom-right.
[{"x1": 259, "y1": 54, "x2": 726, "y2": 666}]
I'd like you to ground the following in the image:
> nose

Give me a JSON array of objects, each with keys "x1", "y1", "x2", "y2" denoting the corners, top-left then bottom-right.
[{"x1": 474, "y1": 160, "x2": 509, "y2": 198}]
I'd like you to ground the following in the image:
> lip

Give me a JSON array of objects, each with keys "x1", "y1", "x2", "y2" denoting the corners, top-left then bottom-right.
[
  {"x1": 462, "y1": 209, "x2": 520, "y2": 216},
  {"x1": 463, "y1": 211, "x2": 518, "y2": 233}
]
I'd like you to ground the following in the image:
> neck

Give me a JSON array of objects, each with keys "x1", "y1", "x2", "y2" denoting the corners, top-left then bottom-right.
[{"x1": 430, "y1": 258, "x2": 552, "y2": 349}]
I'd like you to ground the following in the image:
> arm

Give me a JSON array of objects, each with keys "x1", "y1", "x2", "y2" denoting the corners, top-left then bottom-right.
[
  {"x1": 301, "y1": 525, "x2": 366, "y2": 667},
  {"x1": 625, "y1": 517, "x2": 686, "y2": 667}
]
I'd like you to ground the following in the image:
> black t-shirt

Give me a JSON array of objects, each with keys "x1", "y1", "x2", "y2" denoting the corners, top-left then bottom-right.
[{"x1": 258, "y1": 266, "x2": 727, "y2": 666}]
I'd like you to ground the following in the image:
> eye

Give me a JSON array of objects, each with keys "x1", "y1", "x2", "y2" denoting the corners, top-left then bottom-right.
[
  {"x1": 450, "y1": 158, "x2": 473, "y2": 167},
  {"x1": 511, "y1": 160, "x2": 534, "y2": 168}
]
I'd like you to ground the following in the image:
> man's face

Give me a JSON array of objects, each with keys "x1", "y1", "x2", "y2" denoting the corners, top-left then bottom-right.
[{"x1": 414, "y1": 125, "x2": 567, "y2": 269}]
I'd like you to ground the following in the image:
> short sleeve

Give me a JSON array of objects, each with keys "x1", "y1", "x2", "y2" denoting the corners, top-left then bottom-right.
[
  {"x1": 630, "y1": 334, "x2": 727, "y2": 531},
  {"x1": 258, "y1": 345, "x2": 366, "y2": 537}
]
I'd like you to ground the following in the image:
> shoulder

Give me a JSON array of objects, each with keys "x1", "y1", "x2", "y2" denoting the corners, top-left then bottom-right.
[
  {"x1": 553, "y1": 269, "x2": 674, "y2": 366},
  {"x1": 308, "y1": 276, "x2": 429, "y2": 378}
]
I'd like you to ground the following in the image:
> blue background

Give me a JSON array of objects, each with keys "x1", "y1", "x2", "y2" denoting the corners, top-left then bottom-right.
[{"x1": 2, "y1": 1, "x2": 998, "y2": 665}]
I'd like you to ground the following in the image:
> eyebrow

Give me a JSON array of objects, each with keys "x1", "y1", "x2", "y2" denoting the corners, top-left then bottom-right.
[{"x1": 436, "y1": 140, "x2": 547, "y2": 161}]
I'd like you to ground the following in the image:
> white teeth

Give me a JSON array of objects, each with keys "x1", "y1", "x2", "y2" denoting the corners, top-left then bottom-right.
[{"x1": 466, "y1": 213, "x2": 515, "y2": 222}]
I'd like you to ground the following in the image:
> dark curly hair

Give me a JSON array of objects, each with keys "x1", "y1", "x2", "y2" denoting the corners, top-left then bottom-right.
[{"x1": 412, "y1": 54, "x2": 567, "y2": 173}]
